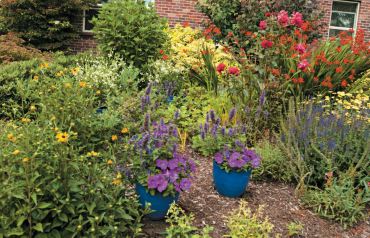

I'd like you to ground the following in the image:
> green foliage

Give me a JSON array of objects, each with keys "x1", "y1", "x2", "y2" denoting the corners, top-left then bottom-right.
[
  {"x1": 0, "y1": 0, "x2": 97, "y2": 50},
  {"x1": 93, "y1": 0, "x2": 168, "y2": 68},
  {"x1": 165, "y1": 203, "x2": 213, "y2": 238},
  {"x1": 302, "y1": 174, "x2": 370, "y2": 228},
  {"x1": 225, "y1": 201, "x2": 274, "y2": 238},
  {"x1": 287, "y1": 222, "x2": 304, "y2": 237},
  {"x1": 253, "y1": 141, "x2": 293, "y2": 182},
  {"x1": 348, "y1": 69, "x2": 370, "y2": 96}
]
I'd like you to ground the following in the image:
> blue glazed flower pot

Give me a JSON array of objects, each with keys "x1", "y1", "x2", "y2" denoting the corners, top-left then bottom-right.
[
  {"x1": 135, "y1": 183, "x2": 179, "y2": 220},
  {"x1": 213, "y1": 160, "x2": 252, "y2": 198}
]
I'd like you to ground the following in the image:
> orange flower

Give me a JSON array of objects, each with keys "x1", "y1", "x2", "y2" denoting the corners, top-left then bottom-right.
[
  {"x1": 341, "y1": 80, "x2": 348, "y2": 87},
  {"x1": 162, "y1": 55, "x2": 169, "y2": 61},
  {"x1": 107, "y1": 159, "x2": 113, "y2": 165},
  {"x1": 271, "y1": 68, "x2": 280, "y2": 76},
  {"x1": 313, "y1": 76, "x2": 319, "y2": 82},
  {"x1": 335, "y1": 67, "x2": 343, "y2": 73},
  {"x1": 111, "y1": 135, "x2": 118, "y2": 141}
]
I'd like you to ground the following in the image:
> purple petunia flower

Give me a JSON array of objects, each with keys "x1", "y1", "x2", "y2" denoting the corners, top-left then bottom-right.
[
  {"x1": 168, "y1": 159, "x2": 179, "y2": 170},
  {"x1": 180, "y1": 178, "x2": 191, "y2": 191},
  {"x1": 214, "y1": 152, "x2": 224, "y2": 164},
  {"x1": 156, "y1": 159, "x2": 168, "y2": 170}
]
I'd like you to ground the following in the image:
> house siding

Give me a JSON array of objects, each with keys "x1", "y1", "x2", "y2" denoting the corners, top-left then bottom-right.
[{"x1": 69, "y1": 0, "x2": 370, "y2": 53}]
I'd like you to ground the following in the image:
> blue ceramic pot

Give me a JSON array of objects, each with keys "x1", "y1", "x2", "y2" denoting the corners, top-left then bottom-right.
[
  {"x1": 166, "y1": 95, "x2": 174, "y2": 103},
  {"x1": 135, "y1": 183, "x2": 179, "y2": 220},
  {"x1": 213, "y1": 160, "x2": 252, "y2": 198}
]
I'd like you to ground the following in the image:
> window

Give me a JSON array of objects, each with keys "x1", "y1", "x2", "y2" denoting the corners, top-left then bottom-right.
[
  {"x1": 329, "y1": 0, "x2": 360, "y2": 36},
  {"x1": 82, "y1": 0, "x2": 108, "y2": 33}
]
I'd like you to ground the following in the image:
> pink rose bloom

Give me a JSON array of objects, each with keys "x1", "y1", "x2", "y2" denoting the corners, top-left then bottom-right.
[
  {"x1": 277, "y1": 10, "x2": 289, "y2": 27},
  {"x1": 298, "y1": 59, "x2": 309, "y2": 70},
  {"x1": 291, "y1": 12, "x2": 303, "y2": 27},
  {"x1": 228, "y1": 66, "x2": 240, "y2": 76},
  {"x1": 261, "y1": 39, "x2": 273, "y2": 49},
  {"x1": 295, "y1": 43, "x2": 306, "y2": 54},
  {"x1": 216, "y1": 63, "x2": 226, "y2": 73},
  {"x1": 259, "y1": 20, "x2": 267, "y2": 30}
]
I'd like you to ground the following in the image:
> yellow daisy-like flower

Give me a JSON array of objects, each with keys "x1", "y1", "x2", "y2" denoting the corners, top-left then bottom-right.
[
  {"x1": 64, "y1": 83, "x2": 72, "y2": 88},
  {"x1": 22, "y1": 157, "x2": 30, "y2": 163},
  {"x1": 33, "y1": 75, "x2": 39, "y2": 81},
  {"x1": 79, "y1": 81, "x2": 87, "y2": 88},
  {"x1": 71, "y1": 67, "x2": 80, "y2": 76},
  {"x1": 12, "y1": 150, "x2": 20, "y2": 155},
  {"x1": 121, "y1": 128, "x2": 129, "y2": 134},
  {"x1": 111, "y1": 135, "x2": 118, "y2": 141},
  {"x1": 87, "y1": 151, "x2": 99, "y2": 157},
  {"x1": 96, "y1": 90, "x2": 101, "y2": 95},
  {"x1": 30, "y1": 105, "x2": 37, "y2": 112},
  {"x1": 107, "y1": 159, "x2": 113, "y2": 165},
  {"x1": 56, "y1": 71, "x2": 64, "y2": 77},
  {"x1": 39, "y1": 62, "x2": 49, "y2": 69},
  {"x1": 21, "y1": 118, "x2": 31, "y2": 123},
  {"x1": 112, "y1": 172, "x2": 122, "y2": 185},
  {"x1": 56, "y1": 132, "x2": 69, "y2": 143},
  {"x1": 7, "y1": 133, "x2": 16, "y2": 142}
]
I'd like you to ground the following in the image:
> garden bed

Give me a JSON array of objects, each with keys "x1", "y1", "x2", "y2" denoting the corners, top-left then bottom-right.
[{"x1": 142, "y1": 150, "x2": 370, "y2": 238}]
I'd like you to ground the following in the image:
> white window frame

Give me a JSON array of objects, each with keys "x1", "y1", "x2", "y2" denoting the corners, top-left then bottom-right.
[
  {"x1": 328, "y1": 0, "x2": 360, "y2": 36},
  {"x1": 82, "y1": 3, "x2": 103, "y2": 33}
]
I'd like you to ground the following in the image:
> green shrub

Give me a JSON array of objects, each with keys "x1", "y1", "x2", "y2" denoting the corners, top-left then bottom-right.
[
  {"x1": 302, "y1": 174, "x2": 370, "y2": 228},
  {"x1": 0, "y1": 55, "x2": 146, "y2": 236},
  {"x1": 0, "y1": 121, "x2": 145, "y2": 237},
  {"x1": 225, "y1": 201, "x2": 274, "y2": 238},
  {"x1": 93, "y1": 0, "x2": 168, "y2": 68},
  {"x1": 253, "y1": 141, "x2": 293, "y2": 182},
  {"x1": 165, "y1": 203, "x2": 213, "y2": 238},
  {"x1": 0, "y1": 0, "x2": 97, "y2": 51},
  {"x1": 287, "y1": 222, "x2": 304, "y2": 237}
]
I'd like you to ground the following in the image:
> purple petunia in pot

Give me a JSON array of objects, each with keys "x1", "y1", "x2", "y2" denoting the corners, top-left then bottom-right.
[
  {"x1": 130, "y1": 117, "x2": 196, "y2": 219},
  {"x1": 213, "y1": 141, "x2": 261, "y2": 198}
]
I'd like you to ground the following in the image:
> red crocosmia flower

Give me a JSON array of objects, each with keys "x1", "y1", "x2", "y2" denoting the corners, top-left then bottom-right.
[
  {"x1": 351, "y1": 69, "x2": 356, "y2": 75},
  {"x1": 227, "y1": 32, "x2": 234, "y2": 37},
  {"x1": 259, "y1": 20, "x2": 267, "y2": 30},
  {"x1": 341, "y1": 80, "x2": 348, "y2": 87},
  {"x1": 294, "y1": 29, "x2": 302, "y2": 38},
  {"x1": 321, "y1": 76, "x2": 333, "y2": 89},
  {"x1": 336, "y1": 67, "x2": 343, "y2": 73},
  {"x1": 343, "y1": 59, "x2": 350, "y2": 64},
  {"x1": 162, "y1": 55, "x2": 169, "y2": 60},
  {"x1": 284, "y1": 74, "x2": 290, "y2": 80},
  {"x1": 301, "y1": 21, "x2": 309, "y2": 31},
  {"x1": 261, "y1": 39, "x2": 273, "y2": 49},
  {"x1": 298, "y1": 59, "x2": 309, "y2": 70},
  {"x1": 159, "y1": 49, "x2": 164, "y2": 55},
  {"x1": 291, "y1": 12, "x2": 303, "y2": 27},
  {"x1": 228, "y1": 66, "x2": 240, "y2": 76},
  {"x1": 271, "y1": 68, "x2": 280, "y2": 76},
  {"x1": 216, "y1": 63, "x2": 226, "y2": 73},
  {"x1": 290, "y1": 69, "x2": 296, "y2": 73},
  {"x1": 295, "y1": 43, "x2": 306, "y2": 54},
  {"x1": 213, "y1": 27, "x2": 221, "y2": 35},
  {"x1": 314, "y1": 76, "x2": 319, "y2": 82},
  {"x1": 182, "y1": 21, "x2": 190, "y2": 27},
  {"x1": 265, "y1": 12, "x2": 271, "y2": 17},
  {"x1": 297, "y1": 77, "x2": 304, "y2": 84},
  {"x1": 245, "y1": 31, "x2": 253, "y2": 36},
  {"x1": 278, "y1": 10, "x2": 289, "y2": 27},
  {"x1": 336, "y1": 47, "x2": 342, "y2": 53},
  {"x1": 349, "y1": 75, "x2": 354, "y2": 81}
]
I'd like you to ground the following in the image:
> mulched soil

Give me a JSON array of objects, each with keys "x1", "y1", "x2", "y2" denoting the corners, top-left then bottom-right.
[{"x1": 142, "y1": 150, "x2": 370, "y2": 238}]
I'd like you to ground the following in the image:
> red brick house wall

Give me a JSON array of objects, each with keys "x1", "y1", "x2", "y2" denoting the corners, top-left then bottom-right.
[{"x1": 69, "y1": 0, "x2": 370, "y2": 52}]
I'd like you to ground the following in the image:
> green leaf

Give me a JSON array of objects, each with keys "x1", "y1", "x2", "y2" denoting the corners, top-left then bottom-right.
[
  {"x1": 33, "y1": 223, "x2": 43, "y2": 232},
  {"x1": 31, "y1": 193, "x2": 37, "y2": 205},
  {"x1": 37, "y1": 202, "x2": 52, "y2": 209}
]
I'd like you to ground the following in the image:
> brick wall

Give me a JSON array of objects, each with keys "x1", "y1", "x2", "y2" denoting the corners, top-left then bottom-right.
[
  {"x1": 155, "y1": 0, "x2": 207, "y2": 27},
  {"x1": 357, "y1": 0, "x2": 370, "y2": 41}
]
